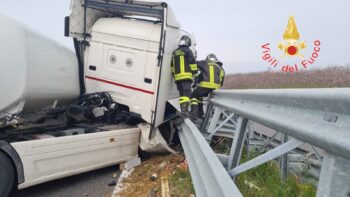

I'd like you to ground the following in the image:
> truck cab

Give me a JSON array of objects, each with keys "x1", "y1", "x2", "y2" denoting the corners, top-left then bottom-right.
[
  {"x1": 84, "y1": 17, "x2": 169, "y2": 125},
  {"x1": 68, "y1": 0, "x2": 196, "y2": 128},
  {"x1": 0, "y1": 1, "x2": 197, "y2": 196}
]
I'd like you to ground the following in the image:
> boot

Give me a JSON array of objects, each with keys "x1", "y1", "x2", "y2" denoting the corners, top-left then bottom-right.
[
  {"x1": 198, "y1": 103, "x2": 204, "y2": 118},
  {"x1": 180, "y1": 102, "x2": 189, "y2": 117},
  {"x1": 190, "y1": 104, "x2": 199, "y2": 118}
]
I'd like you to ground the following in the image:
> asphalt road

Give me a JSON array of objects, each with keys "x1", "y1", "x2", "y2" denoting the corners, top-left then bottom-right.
[{"x1": 11, "y1": 166, "x2": 120, "y2": 197}]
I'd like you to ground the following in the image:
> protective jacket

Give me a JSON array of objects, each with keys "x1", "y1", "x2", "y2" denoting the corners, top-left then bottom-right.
[
  {"x1": 171, "y1": 46, "x2": 198, "y2": 82},
  {"x1": 197, "y1": 61, "x2": 225, "y2": 89}
]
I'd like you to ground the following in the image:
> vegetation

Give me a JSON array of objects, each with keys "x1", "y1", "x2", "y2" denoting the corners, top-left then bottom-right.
[
  {"x1": 236, "y1": 151, "x2": 316, "y2": 197},
  {"x1": 223, "y1": 66, "x2": 350, "y2": 89},
  {"x1": 169, "y1": 168, "x2": 194, "y2": 197}
]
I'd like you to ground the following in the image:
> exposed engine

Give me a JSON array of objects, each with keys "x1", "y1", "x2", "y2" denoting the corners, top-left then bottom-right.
[
  {"x1": 66, "y1": 92, "x2": 143, "y2": 125},
  {"x1": 0, "y1": 92, "x2": 144, "y2": 141}
]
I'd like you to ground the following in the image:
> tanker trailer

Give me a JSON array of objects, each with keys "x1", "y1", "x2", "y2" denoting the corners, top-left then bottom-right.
[{"x1": 0, "y1": 16, "x2": 80, "y2": 116}]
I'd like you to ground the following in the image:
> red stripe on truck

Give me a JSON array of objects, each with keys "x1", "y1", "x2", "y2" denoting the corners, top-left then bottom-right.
[{"x1": 85, "y1": 76, "x2": 155, "y2": 95}]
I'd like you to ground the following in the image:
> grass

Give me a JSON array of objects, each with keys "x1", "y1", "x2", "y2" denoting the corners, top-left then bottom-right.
[
  {"x1": 211, "y1": 137, "x2": 232, "y2": 155},
  {"x1": 169, "y1": 168, "x2": 195, "y2": 197},
  {"x1": 236, "y1": 151, "x2": 316, "y2": 197},
  {"x1": 167, "y1": 149, "x2": 317, "y2": 197}
]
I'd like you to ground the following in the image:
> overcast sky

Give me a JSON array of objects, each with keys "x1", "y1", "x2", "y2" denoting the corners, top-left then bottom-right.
[{"x1": 1, "y1": 0, "x2": 350, "y2": 73}]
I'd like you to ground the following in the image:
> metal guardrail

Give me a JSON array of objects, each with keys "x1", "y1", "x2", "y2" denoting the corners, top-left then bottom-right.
[
  {"x1": 210, "y1": 88, "x2": 350, "y2": 161},
  {"x1": 246, "y1": 124, "x2": 324, "y2": 183},
  {"x1": 173, "y1": 88, "x2": 350, "y2": 197},
  {"x1": 177, "y1": 118, "x2": 242, "y2": 197}
]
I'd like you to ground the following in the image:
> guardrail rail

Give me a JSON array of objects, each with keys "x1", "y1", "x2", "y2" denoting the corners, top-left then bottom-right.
[{"x1": 173, "y1": 88, "x2": 350, "y2": 197}]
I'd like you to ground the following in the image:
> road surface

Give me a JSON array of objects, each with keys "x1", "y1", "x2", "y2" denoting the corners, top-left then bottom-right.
[{"x1": 11, "y1": 166, "x2": 120, "y2": 197}]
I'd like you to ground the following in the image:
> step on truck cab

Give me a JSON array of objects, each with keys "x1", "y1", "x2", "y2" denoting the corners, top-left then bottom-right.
[{"x1": 0, "y1": 1, "x2": 196, "y2": 196}]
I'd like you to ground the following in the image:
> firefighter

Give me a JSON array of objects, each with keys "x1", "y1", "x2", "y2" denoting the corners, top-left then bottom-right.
[
  {"x1": 190, "y1": 54, "x2": 225, "y2": 118},
  {"x1": 171, "y1": 35, "x2": 198, "y2": 114}
]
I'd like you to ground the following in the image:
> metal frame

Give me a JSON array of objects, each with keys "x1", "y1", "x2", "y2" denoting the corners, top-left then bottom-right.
[
  {"x1": 175, "y1": 88, "x2": 350, "y2": 197},
  {"x1": 229, "y1": 138, "x2": 304, "y2": 177},
  {"x1": 316, "y1": 154, "x2": 350, "y2": 197},
  {"x1": 210, "y1": 89, "x2": 350, "y2": 160},
  {"x1": 85, "y1": 0, "x2": 165, "y2": 17}
]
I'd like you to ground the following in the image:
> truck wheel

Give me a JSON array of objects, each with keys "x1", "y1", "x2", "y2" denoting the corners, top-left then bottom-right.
[{"x1": 0, "y1": 152, "x2": 15, "y2": 197}]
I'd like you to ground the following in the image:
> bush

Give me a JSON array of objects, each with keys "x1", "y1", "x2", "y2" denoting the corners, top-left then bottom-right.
[{"x1": 223, "y1": 66, "x2": 350, "y2": 89}]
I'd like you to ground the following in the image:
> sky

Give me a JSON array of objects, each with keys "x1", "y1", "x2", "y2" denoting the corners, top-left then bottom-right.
[{"x1": 1, "y1": 0, "x2": 350, "y2": 73}]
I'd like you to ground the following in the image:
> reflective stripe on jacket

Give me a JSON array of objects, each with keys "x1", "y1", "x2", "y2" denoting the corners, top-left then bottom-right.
[
  {"x1": 197, "y1": 61, "x2": 225, "y2": 89},
  {"x1": 171, "y1": 46, "x2": 198, "y2": 82}
]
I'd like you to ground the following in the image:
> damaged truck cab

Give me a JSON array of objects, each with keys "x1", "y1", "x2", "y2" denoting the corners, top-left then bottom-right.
[
  {"x1": 0, "y1": 0, "x2": 196, "y2": 196},
  {"x1": 69, "y1": 0, "x2": 185, "y2": 128}
]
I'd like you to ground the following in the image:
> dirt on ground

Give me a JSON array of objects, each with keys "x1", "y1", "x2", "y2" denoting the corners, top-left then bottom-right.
[{"x1": 117, "y1": 154, "x2": 194, "y2": 197}]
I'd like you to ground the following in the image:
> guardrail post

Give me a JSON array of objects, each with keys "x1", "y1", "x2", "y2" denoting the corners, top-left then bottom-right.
[
  {"x1": 280, "y1": 133, "x2": 288, "y2": 182},
  {"x1": 316, "y1": 153, "x2": 350, "y2": 197},
  {"x1": 246, "y1": 122, "x2": 251, "y2": 158},
  {"x1": 200, "y1": 102, "x2": 214, "y2": 132},
  {"x1": 206, "y1": 107, "x2": 223, "y2": 134},
  {"x1": 227, "y1": 117, "x2": 248, "y2": 172},
  {"x1": 207, "y1": 113, "x2": 235, "y2": 140}
]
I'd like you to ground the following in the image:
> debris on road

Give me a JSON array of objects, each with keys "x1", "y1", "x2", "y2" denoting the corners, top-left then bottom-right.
[
  {"x1": 108, "y1": 181, "x2": 117, "y2": 187},
  {"x1": 244, "y1": 180, "x2": 261, "y2": 191},
  {"x1": 114, "y1": 154, "x2": 195, "y2": 197},
  {"x1": 112, "y1": 173, "x2": 118, "y2": 178},
  {"x1": 119, "y1": 156, "x2": 142, "y2": 171},
  {"x1": 150, "y1": 173, "x2": 158, "y2": 181},
  {"x1": 177, "y1": 160, "x2": 188, "y2": 171},
  {"x1": 161, "y1": 177, "x2": 170, "y2": 197}
]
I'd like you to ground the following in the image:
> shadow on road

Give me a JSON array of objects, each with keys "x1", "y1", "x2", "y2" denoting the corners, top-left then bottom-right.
[{"x1": 11, "y1": 166, "x2": 120, "y2": 197}]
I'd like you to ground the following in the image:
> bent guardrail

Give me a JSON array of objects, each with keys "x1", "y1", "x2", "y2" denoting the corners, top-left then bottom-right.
[{"x1": 177, "y1": 119, "x2": 242, "y2": 197}]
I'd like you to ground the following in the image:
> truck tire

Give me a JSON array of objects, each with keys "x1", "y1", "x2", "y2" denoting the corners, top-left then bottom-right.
[{"x1": 0, "y1": 152, "x2": 15, "y2": 197}]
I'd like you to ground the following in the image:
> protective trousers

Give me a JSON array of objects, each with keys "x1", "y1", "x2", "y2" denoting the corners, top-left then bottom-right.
[
  {"x1": 190, "y1": 87, "x2": 214, "y2": 118},
  {"x1": 176, "y1": 80, "x2": 192, "y2": 113}
]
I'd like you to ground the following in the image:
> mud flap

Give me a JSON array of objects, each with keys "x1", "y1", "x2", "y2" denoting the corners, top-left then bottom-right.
[{"x1": 138, "y1": 124, "x2": 176, "y2": 154}]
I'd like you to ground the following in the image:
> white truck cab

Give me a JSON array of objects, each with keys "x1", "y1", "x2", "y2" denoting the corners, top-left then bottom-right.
[
  {"x1": 68, "y1": 0, "x2": 194, "y2": 128},
  {"x1": 0, "y1": 1, "x2": 196, "y2": 196},
  {"x1": 85, "y1": 17, "x2": 169, "y2": 124}
]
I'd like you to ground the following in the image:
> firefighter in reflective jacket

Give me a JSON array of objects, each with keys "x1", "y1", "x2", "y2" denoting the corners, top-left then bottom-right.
[
  {"x1": 191, "y1": 54, "x2": 225, "y2": 118},
  {"x1": 171, "y1": 35, "x2": 198, "y2": 113}
]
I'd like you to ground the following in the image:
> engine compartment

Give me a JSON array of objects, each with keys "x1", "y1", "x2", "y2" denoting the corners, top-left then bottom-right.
[{"x1": 0, "y1": 92, "x2": 144, "y2": 143}]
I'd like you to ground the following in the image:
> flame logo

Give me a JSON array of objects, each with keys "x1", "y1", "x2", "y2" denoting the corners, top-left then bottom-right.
[
  {"x1": 283, "y1": 16, "x2": 300, "y2": 41},
  {"x1": 278, "y1": 16, "x2": 306, "y2": 58}
]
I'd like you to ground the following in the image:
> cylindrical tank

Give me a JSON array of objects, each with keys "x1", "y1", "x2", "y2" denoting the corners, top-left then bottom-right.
[{"x1": 0, "y1": 16, "x2": 80, "y2": 115}]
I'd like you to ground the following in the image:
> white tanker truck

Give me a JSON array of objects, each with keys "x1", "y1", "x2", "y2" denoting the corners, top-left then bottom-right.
[{"x1": 0, "y1": 1, "x2": 194, "y2": 195}]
